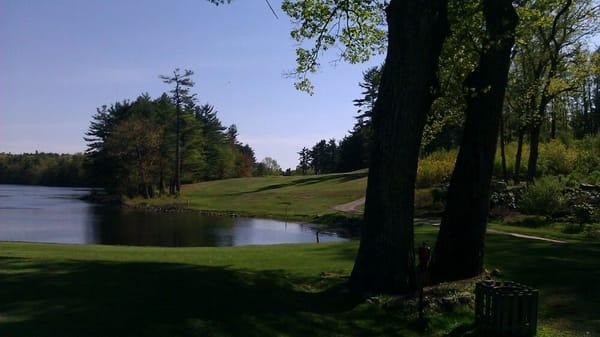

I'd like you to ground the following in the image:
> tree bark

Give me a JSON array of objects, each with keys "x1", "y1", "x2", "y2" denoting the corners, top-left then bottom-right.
[
  {"x1": 527, "y1": 122, "x2": 542, "y2": 181},
  {"x1": 514, "y1": 128, "x2": 524, "y2": 183},
  {"x1": 159, "y1": 166, "x2": 165, "y2": 196},
  {"x1": 500, "y1": 112, "x2": 508, "y2": 182},
  {"x1": 431, "y1": 0, "x2": 518, "y2": 282},
  {"x1": 350, "y1": 0, "x2": 448, "y2": 294},
  {"x1": 526, "y1": 0, "x2": 571, "y2": 182},
  {"x1": 527, "y1": 93, "x2": 550, "y2": 181},
  {"x1": 550, "y1": 107, "x2": 557, "y2": 139},
  {"x1": 175, "y1": 92, "x2": 182, "y2": 196}
]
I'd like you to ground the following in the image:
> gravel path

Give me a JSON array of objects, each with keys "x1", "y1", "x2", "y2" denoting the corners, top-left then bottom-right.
[{"x1": 332, "y1": 197, "x2": 365, "y2": 212}]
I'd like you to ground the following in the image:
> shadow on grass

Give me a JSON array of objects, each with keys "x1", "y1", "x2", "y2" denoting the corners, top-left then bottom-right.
[
  {"x1": 0, "y1": 257, "x2": 411, "y2": 337},
  {"x1": 235, "y1": 171, "x2": 368, "y2": 196},
  {"x1": 484, "y1": 236, "x2": 600, "y2": 333}
]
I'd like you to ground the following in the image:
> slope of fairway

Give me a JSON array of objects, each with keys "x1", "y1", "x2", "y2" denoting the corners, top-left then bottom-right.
[
  {"x1": 131, "y1": 170, "x2": 369, "y2": 221},
  {"x1": 1, "y1": 227, "x2": 598, "y2": 337}
]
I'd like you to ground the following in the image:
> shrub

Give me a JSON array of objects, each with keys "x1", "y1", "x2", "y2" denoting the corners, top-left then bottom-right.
[
  {"x1": 537, "y1": 140, "x2": 577, "y2": 176},
  {"x1": 416, "y1": 150, "x2": 456, "y2": 188},
  {"x1": 585, "y1": 225, "x2": 600, "y2": 240},
  {"x1": 518, "y1": 177, "x2": 565, "y2": 216},
  {"x1": 494, "y1": 142, "x2": 529, "y2": 179},
  {"x1": 502, "y1": 214, "x2": 548, "y2": 228},
  {"x1": 493, "y1": 137, "x2": 595, "y2": 180},
  {"x1": 562, "y1": 223, "x2": 584, "y2": 234},
  {"x1": 573, "y1": 203, "x2": 594, "y2": 224}
]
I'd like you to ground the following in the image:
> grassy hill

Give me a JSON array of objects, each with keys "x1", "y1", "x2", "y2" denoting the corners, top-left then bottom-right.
[
  {"x1": 130, "y1": 170, "x2": 370, "y2": 222},
  {"x1": 129, "y1": 170, "x2": 444, "y2": 223}
]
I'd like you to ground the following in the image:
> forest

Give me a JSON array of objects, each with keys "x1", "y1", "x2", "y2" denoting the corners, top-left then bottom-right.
[
  {"x1": 0, "y1": 152, "x2": 88, "y2": 187},
  {"x1": 299, "y1": 44, "x2": 600, "y2": 179}
]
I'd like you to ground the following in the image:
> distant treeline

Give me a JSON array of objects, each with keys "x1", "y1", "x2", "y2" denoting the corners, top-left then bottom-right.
[
  {"x1": 299, "y1": 51, "x2": 600, "y2": 177},
  {"x1": 1, "y1": 90, "x2": 282, "y2": 195},
  {"x1": 0, "y1": 152, "x2": 88, "y2": 187},
  {"x1": 296, "y1": 67, "x2": 378, "y2": 175}
]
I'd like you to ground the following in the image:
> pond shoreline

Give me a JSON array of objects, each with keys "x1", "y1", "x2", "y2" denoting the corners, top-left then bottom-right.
[
  {"x1": 1, "y1": 185, "x2": 350, "y2": 246},
  {"x1": 76, "y1": 183, "x2": 363, "y2": 239},
  {"x1": 126, "y1": 201, "x2": 361, "y2": 239}
]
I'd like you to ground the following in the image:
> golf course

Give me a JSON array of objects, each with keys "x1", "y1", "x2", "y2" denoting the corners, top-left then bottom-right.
[{"x1": 2, "y1": 173, "x2": 598, "y2": 336}]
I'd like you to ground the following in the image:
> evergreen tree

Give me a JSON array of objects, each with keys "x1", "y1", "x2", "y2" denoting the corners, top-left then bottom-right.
[
  {"x1": 297, "y1": 147, "x2": 310, "y2": 175},
  {"x1": 160, "y1": 68, "x2": 196, "y2": 195}
]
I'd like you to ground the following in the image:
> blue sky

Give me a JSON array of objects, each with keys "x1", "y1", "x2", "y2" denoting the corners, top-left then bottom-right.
[
  {"x1": 1, "y1": 1, "x2": 598, "y2": 169},
  {"x1": 0, "y1": 0, "x2": 382, "y2": 169}
]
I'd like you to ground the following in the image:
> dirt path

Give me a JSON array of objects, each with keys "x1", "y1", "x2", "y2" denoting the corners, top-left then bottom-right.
[
  {"x1": 486, "y1": 229, "x2": 566, "y2": 243},
  {"x1": 332, "y1": 197, "x2": 365, "y2": 212},
  {"x1": 334, "y1": 198, "x2": 567, "y2": 244}
]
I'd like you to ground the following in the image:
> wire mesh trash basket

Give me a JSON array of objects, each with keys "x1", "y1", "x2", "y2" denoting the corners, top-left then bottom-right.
[{"x1": 475, "y1": 280, "x2": 538, "y2": 337}]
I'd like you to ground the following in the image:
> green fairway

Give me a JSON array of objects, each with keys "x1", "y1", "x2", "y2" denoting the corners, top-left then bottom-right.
[
  {"x1": 1, "y1": 226, "x2": 598, "y2": 337},
  {"x1": 128, "y1": 170, "x2": 442, "y2": 223},
  {"x1": 129, "y1": 171, "x2": 369, "y2": 222}
]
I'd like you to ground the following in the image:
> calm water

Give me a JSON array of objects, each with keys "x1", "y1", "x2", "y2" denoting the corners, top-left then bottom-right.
[{"x1": 0, "y1": 185, "x2": 347, "y2": 247}]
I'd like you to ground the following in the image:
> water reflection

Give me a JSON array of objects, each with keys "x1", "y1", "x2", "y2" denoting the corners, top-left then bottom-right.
[{"x1": 0, "y1": 185, "x2": 347, "y2": 247}]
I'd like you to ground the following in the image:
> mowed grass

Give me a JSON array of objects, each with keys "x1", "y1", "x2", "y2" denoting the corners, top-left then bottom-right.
[
  {"x1": 130, "y1": 171, "x2": 368, "y2": 221},
  {"x1": 1, "y1": 226, "x2": 598, "y2": 337},
  {"x1": 129, "y1": 170, "x2": 444, "y2": 221}
]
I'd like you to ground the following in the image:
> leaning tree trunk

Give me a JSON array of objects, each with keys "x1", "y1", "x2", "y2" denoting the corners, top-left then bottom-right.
[
  {"x1": 431, "y1": 0, "x2": 518, "y2": 282},
  {"x1": 350, "y1": 0, "x2": 448, "y2": 294}
]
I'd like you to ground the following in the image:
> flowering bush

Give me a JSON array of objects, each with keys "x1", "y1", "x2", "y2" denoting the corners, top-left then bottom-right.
[{"x1": 416, "y1": 150, "x2": 456, "y2": 188}]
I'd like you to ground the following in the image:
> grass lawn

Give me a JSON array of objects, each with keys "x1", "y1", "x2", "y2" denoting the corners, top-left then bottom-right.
[
  {"x1": 130, "y1": 171, "x2": 369, "y2": 221},
  {"x1": 1, "y1": 226, "x2": 598, "y2": 337},
  {"x1": 128, "y1": 170, "x2": 441, "y2": 223}
]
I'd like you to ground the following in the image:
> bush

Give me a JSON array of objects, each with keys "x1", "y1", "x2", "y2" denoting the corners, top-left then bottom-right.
[
  {"x1": 585, "y1": 225, "x2": 600, "y2": 240},
  {"x1": 562, "y1": 223, "x2": 584, "y2": 234},
  {"x1": 493, "y1": 137, "x2": 595, "y2": 181},
  {"x1": 518, "y1": 177, "x2": 565, "y2": 216},
  {"x1": 502, "y1": 214, "x2": 548, "y2": 228},
  {"x1": 537, "y1": 140, "x2": 577, "y2": 176},
  {"x1": 417, "y1": 150, "x2": 456, "y2": 188},
  {"x1": 573, "y1": 203, "x2": 594, "y2": 224},
  {"x1": 493, "y1": 141, "x2": 530, "y2": 179}
]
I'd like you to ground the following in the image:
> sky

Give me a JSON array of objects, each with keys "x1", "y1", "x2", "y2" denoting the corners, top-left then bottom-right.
[
  {"x1": 0, "y1": 0, "x2": 383, "y2": 170},
  {"x1": 1, "y1": 1, "x2": 598, "y2": 170}
]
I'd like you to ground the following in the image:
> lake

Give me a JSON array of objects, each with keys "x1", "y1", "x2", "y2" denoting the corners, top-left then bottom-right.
[{"x1": 0, "y1": 185, "x2": 347, "y2": 247}]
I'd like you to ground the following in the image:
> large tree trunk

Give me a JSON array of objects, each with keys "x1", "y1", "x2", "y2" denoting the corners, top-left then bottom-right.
[
  {"x1": 527, "y1": 122, "x2": 542, "y2": 181},
  {"x1": 550, "y1": 107, "x2": 557, "y2": 139},
  {"x1": 350, "y1": 0, "x2": 448, "y2": 294},
  {"x1": 431, "y1": 0, "x2": 518, "y2": 282},
  {"x1": 526, "y1": 0, "x2": 571, "y2": 182},
  {"x1": 514, "y1": 128, "x2": 524, "y2": 183},
  {"x1": 500, "y1": 112, "x2": 508, "y2": 182},
  {"x1": 527, "y1": 95, "x2": 549, "y2": 182}
]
